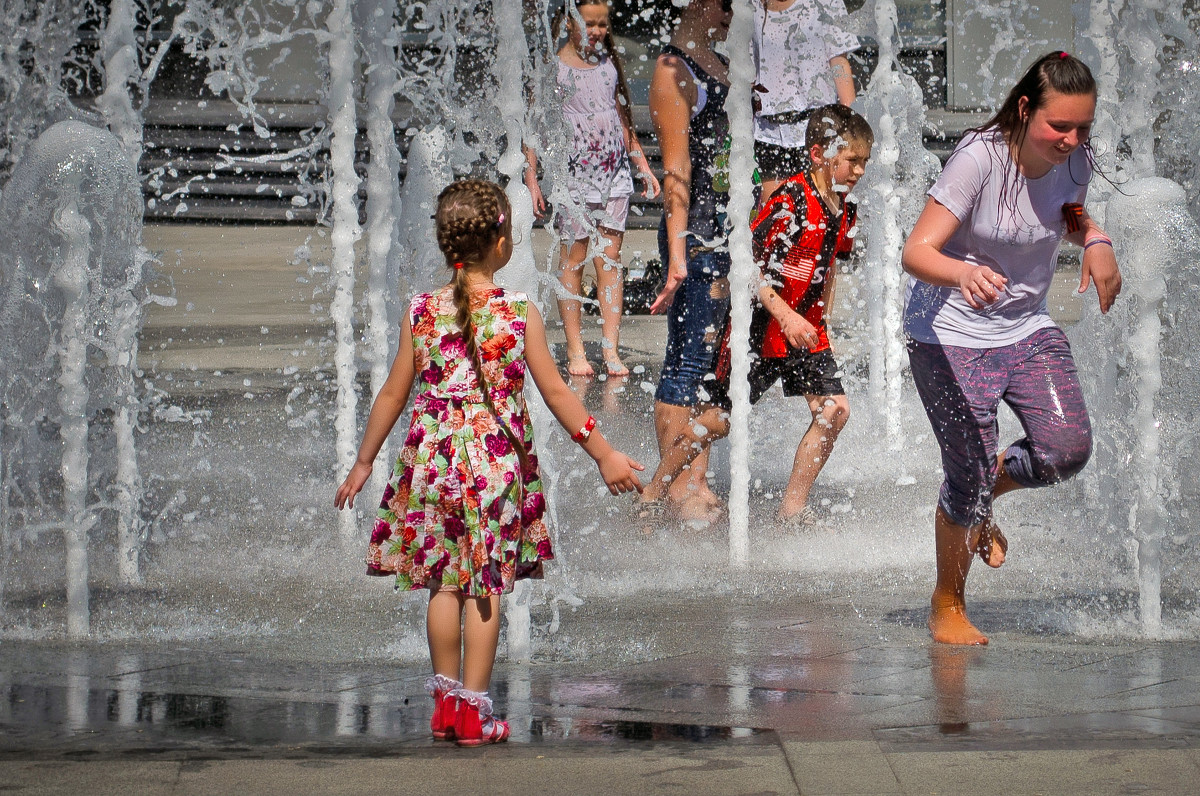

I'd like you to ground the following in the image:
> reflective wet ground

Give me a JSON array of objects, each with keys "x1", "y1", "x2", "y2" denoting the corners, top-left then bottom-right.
[
  {"x1": 4, "y1": 226, "x2": 1200, "y2": 793},
  {"x1": 7, "y1": 596, "x2": 1200, "y2": 794}
]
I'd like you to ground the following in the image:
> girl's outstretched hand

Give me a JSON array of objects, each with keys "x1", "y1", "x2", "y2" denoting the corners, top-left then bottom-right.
[
  {"x1": 1079, "y1": 243, "x2": 1122, "y2": 313},
  {"x1": 597, "y1": 450, "x2": 645, "y2": 496},
  {"x1": 335, "y1": 461, "x2": 373, "y2": 510}
]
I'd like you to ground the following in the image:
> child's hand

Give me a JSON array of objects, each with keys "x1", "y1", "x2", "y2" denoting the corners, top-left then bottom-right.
[
  {"x1": 958, "y1": 264, "x2": 1008, "y2": 309},
  {"x1": 650, "y1": 258, "x2": 687, "y2": 314},
  {"x1": 526, "y1": 172, "x2": 546, "y2": 219},
  {"x1": 1079, "y1": 242, "x2": 1121, "y2": 313},
  {"x1": 334, "y1": 461, "x2": 373, "y2": 510},
  {"x1": 639, "y1": 168, "x2": 662, "y2": 200},
  {"x1": 597, "y1": 450, "x2": 645, "y2": 496},
  {"x1": 779, "y1": 310, "x2": 820, "y2": 351}
]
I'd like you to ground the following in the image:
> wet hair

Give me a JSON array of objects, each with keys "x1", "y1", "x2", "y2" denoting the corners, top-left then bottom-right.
[
  {"x1": 806, "y1": 104, "x2": 874, "y2": 155},
  {"x1": 433, "y1": 179, "x2": 529, "y2": 472},
  {"x1": 966, "y1": 51, "x2": 1100, "y2": 214},
  {"x1": 553, "y1": 0, "x2": 635, "y2": 130}
]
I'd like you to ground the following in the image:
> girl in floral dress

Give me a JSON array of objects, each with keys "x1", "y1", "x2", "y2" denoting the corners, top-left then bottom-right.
[
  {"x1": 526, "y1": 0, "x2": 660, "y2": 377},
  {"x1": 335, "y1": 179, "x2": 643, "y2": 746}
]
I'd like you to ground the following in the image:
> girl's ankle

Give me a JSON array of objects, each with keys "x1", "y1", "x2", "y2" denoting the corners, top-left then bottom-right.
[{"x1": 426, "y1": 673, "x2": 462, "y2": 696}]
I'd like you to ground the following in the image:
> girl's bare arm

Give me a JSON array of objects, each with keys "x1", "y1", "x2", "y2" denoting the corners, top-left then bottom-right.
[
  {"x1": 523, "y1": 303, "x2": 643, "y2": 494},
  {"x1": 335, "y1": 316, "x2": 417, "y2": 509},
  {"x1": 1064, "y1": 206, "x2": 1122, "y2": 312},
  {"x1": 648, "y1": 54, "x2": 697, "y2": 314},
  {"x1": 902, "y1": 197, "x2": 1008, "y2": 309}
]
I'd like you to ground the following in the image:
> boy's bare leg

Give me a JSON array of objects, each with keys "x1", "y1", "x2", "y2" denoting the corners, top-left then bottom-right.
[
  {"x1": 558, "y1": 239, "x2": 593, "y2": 376},
  {"x1": 778, "y1": 394, "x2": 849, "y2": 520},
  {"x1": 930, "y1": 506, "x2": 989, "y2": 645},
  {"x1": 593, "y1": 227, "x2": 628, "y2": 376}
]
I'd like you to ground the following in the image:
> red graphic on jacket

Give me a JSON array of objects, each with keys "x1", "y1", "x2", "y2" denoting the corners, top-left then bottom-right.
[
  {"x1": 752, "y1": 170, "x2": 857, "y2": 357},
  {"x1": 711, "y1": 172, "x2": 857, "y2": 387}
]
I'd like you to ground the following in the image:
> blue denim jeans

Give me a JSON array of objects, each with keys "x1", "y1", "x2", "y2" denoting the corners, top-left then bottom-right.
[{"x1": 655, "y1": 238, "x2": 732, "y2": 407}]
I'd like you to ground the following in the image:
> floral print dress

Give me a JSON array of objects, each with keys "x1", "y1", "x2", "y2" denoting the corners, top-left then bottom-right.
[{"x1": 366, "y1": 286, "x2": 552, "y2": 596}]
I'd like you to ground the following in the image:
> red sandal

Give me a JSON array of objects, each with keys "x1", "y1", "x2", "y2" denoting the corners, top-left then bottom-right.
[
  {"x1": 450, "y1": 688, "x2": 510, "y2": 747},
  {"x1": 427, "y1": 674, "x2": 462, "y2": 741}
]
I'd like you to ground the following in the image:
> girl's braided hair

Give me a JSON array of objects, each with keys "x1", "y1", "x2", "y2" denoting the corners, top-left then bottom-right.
[{"x1": 434, "y1": 179, "x2": 530, "y2": 473}]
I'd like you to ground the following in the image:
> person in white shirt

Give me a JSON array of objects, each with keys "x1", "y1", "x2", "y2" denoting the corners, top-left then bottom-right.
[
  {"x1": 902, "y1": 52, "x2": 1122, "y2": 647},
  {"x1": 752, "y1": 0, "x2": 859, "y2": 200}
]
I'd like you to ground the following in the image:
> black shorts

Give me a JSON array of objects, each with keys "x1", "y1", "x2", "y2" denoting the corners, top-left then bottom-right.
[
  {"x1": 754, "y1": 140, "x2": 810, "y2": 182},
  {"x1": 747, "y1": 349, "x2": 845, "y2": 404}
]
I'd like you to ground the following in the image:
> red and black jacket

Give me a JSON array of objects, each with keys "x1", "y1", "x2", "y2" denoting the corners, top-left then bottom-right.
[{"x1": 750, "y1": 171, "x2": 857, "y2": 357}]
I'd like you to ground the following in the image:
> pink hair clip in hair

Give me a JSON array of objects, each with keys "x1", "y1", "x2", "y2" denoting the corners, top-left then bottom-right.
[
  {"x1": 495, "y1": 212, "x2": 506, "y2": 228},
  {"x1": 1059, "y1": 51, "x2": 1069, "y2": 59}
]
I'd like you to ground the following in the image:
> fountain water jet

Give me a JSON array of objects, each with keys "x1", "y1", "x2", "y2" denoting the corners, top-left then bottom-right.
[
  {"x1": 723, "y1": 0, "x2": 758, "y2": 568},
  {"x1": 0, "y1": 119, "x2": 150, "y2": 635},
  {"x1": 1073, "y1": 179, "x2": 1200, "y2": 639},
  {"x1": 326, "y1": 0, "x2": 364, "y2": 547},
  {"x1": 857, "y1": 0, "x2": 939, "y2": 457},
  {"x1": 356, "y1": 0, "x2": 405, "y2": 504}
]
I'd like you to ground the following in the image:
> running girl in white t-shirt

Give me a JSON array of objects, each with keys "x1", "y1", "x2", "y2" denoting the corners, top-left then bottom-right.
[{"x1": 902, "y1": 52, "x2": 1122, "y2": 647}]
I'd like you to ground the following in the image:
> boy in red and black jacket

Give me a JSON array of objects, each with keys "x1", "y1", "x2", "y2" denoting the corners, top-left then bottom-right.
[{"x1": 734, "y1": 104, "x2": 873, "y2": 527}]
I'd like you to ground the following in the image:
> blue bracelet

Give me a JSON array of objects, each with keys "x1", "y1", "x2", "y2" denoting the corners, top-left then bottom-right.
[{"x1": 1083, "y1": 237, "x2": 1113, "y2": 250}]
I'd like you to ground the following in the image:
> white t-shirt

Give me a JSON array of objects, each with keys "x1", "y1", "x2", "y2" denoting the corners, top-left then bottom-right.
[
  {"x1": 752, "y1": 0, "x2": 859, "y2": 148},
  {"x1": 903, "y1": 129, "x2": 1091, "y2": 348}
]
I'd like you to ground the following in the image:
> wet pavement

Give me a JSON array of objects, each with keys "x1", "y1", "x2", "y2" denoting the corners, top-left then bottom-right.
[
  {"x1": 3, "y1": 225, "x2": 1197, "y2": 794},
  {"x1": 6, "y1": 595, "x2": 1200, "y2": 794}
]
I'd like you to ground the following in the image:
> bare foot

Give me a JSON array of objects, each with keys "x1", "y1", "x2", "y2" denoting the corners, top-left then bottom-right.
[
  {"x1": 680, "y1": 483, "x2": 724, "y2": 512},
  {"x1": 603, "y1": 356, "x2": 629, "y2": 377},
  {"x1": 976, "y1": 517, "x2": 1008, "y2": 569},
  {"x1": 566, "y1": 352, "x2": 594, "y2": 377},
  {"x1": 929, "y1": 595, "x2": 988, "y2": 645},
  {"x1": 678, "y1": 494, "x2": 723, "y2": 528}
]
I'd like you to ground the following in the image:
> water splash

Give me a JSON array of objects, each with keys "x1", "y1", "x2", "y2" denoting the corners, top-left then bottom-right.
[
  {"x1": 0, "y1": 120, "x2": 151, "y2": 635},
  {"x1": 856, "y1": 0, "x2": 940, "y2": 458}
]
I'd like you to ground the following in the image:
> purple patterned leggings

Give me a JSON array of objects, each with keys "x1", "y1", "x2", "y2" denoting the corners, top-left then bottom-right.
[{"x1": 908, "y1": 327, "x2": 1093, "y2": 528}]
